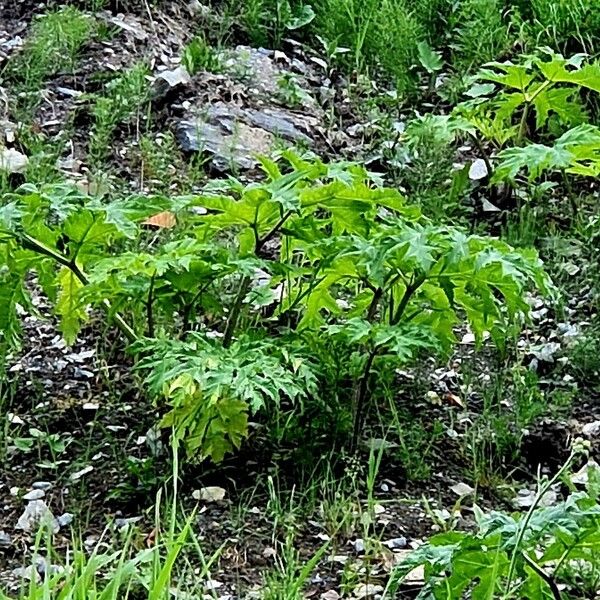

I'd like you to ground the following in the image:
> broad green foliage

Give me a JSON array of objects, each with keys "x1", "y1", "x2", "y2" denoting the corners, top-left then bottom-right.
[
  {"x1": 0, "y1": 153, "x2": 549, "y2": 461},
  {"x1": 458, "y1": 50, "x2": 600, "y2": 146},
  {"x1": 136, "y1": 336, "x2": 320, "y2": 461},
  {"x1": 386, "y1": 452, "x2": 600, "y2": 599},
  {"x1": 494, "y1": 123, "x2": 600, "y2": 181}
]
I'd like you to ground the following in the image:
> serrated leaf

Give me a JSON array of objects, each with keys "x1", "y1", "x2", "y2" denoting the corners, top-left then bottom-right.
[{"x1": 55, "y1": 267, "x2": 86, "y2": 345}]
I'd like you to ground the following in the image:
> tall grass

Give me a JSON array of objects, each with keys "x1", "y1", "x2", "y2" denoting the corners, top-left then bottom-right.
[
  {"x1": 1, "y1": 446, "x2": 221, "y2": 600},
  {"x1": 312, "y1": 0, "x2": 426, "y2": 94}
]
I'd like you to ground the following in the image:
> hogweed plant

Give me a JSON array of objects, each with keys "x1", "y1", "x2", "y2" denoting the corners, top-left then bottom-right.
[
  {"x1": 0, "y1": 152, "x2": 551, "y2": 462},
  {"x1": 384, "y1": 440, "x2": 600, "y2": 600}
]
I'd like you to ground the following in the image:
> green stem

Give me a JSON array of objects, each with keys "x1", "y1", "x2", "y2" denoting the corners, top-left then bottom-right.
[
  {"x1": 256, "y1": 210, "x2": 293, "y2": 254},
  {"x1": 521, "y1": 551, "x2": 562, "y2": 600},
  {"x1": 146, "y1": 272, "x2": 156, "y2": 337},
  {"x1": 517, "y1": 80, "x2": 553, "y2": 146},
  {"x1": 391, "y1": 275, "x2": 425, "y2": 325},
  {"x1": 19, "y1": 233, "x2": 137, "y2": 343},
  {"x1": 350, "y1": 347, "x2": 379, "y2": 452},
  {"x1": 562, "y1": 169, "x2": 577, "y2": 217},
  {"x1": 222, "y1": 276, "x2": 251, "y2": 349},
  {"x1": 503, "y1": 451, "x2": 576, "y2": 598}
]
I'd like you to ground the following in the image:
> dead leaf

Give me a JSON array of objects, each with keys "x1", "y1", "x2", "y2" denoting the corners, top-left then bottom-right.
[
  {"x1": 444, "y1": 392, "x2": 465, "y2": 409},
  {"x1": 142, "y1": 211, "x2": 177, "y2": 229}
]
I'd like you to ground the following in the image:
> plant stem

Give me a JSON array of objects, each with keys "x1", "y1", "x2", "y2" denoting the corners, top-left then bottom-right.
[
  {"x1": 223, "y1": 276, "x2": 251, "y2": 349},
  {"x1": 503, "y1": 451, "x2": 576, "y2": 598},
  {"x1": 391, "y1": 275, "x2": 425, "y2": 325},
  {"x1": 350, "y1": 348, "x2": 379, "y2": 452},
  {"x1": 256, "y1": 210, "x2": 293, "y2": 254},
  {"x1": 521, "y1": 551, "x2": 562, "y2": 600},
  {"x1": 367, "y1": 287, "x2": 383, "y2": 321},
  {"x1": 19, "y1": 233, "x2": 137, "y2": 343},
  {"x1": 146, "y1": 272, "x2": 156, "y2": 337},
  {"x1": 562, "y1": 169, "x2": 577, "y2": 217}
]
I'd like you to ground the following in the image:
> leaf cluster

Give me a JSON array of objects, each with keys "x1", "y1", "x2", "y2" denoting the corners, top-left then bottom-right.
[{"x1": 0, "y1": 152, "x2": 550, "y2": 461}]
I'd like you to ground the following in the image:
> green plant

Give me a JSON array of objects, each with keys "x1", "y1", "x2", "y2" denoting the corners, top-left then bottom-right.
[
  {"x1": 182, "y1": 35, "x2": 221, "y2": 75},
  {"x1": 261, "y1": 533, "x2": 329, "y2": 600},
  {"x1": 89, "y1": 63, "x2": 149, "y2": 168},
  {"x1": 138, "y1": 132, "x2": 207, "y2": 193},
  {"x1": 2, "y1": 445, "x2": 222, "y2": 600},
  {"x1": 4, "y1": 7, "x2": 95, "y2": 115},
  {"x1": 276, "y1": 73, "x2": 312, "y2": 108},
  {"x1": 312, "y1": 0, "x2": 426, "y2": 93},
  {"x1": 465, "y1": 368, "x2": 549, "y2": 486},
  {"x1": 390, "y1": 115, "x2": 467, "y2": 218},
  {"x1": 457, "y1": 51, "x2": 600, "y2": 149},
  {"x1": 448, "y1": 0, "x2": 513, "y2": 71},
  {"x1": 0, "y1": 152, "x2": 549, "y2": 462},
  {"x1": 493, "y1": 123, "x2": 600, "y2": 182},
  {"x1": 232, "y1": 0, "x2": 315, "y2": 47},
  {"x1": 385, "y1": 443, "x2": 600, "y2": 599},
  {"x1": 525, "y1": 0, "x2": 600, "y2": 54}
]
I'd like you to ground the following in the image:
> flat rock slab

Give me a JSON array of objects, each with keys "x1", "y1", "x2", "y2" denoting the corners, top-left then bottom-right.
[{"x1": 177, "y1": 103, "x2": 318, "y2": 172}]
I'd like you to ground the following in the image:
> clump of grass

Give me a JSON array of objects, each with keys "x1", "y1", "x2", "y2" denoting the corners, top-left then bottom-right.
[
  {"x1": 313, "y1": 0, "x2": 425, "y2": 94},
  {"x1": 89, "y1": 63, "x2": 149, "y2": 169},
  {"x1": 448, "y1": 0, "x2": 513, "y2": 71},
  {"x1": 6, "y1": 7, "x2": 95, "y2": 113},
  {"x1": 524, "y1": 0, "x2": 600, "y2": 53},
  {"x1": 182, "y1": 34, "x2": 222, "y2": 75},
  {"x1": 138, "y1": 131, "x2": 207, "y2": 193}
]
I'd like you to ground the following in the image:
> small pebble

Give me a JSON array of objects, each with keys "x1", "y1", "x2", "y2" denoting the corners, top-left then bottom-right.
[
  {"x1": 57, "y1": 513, "x2": 74, "y2": 528},
  {"x1": 384, "y1": 536, "x2": 408, "y2": 549},
  {"x1": 32, "y1": 482, "x2": 52, "y2": 491},
  {"x1": 23, "y1": 489, "x2": 45, "y2": 501}
]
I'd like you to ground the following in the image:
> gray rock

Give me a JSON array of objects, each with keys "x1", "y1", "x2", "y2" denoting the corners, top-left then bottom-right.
[
  {"x1": 115, "y1": 516, "x2": 143, "y2": 529},
  {"x1": 178, "y1": 114, "x2": 273, "y2": 172},
  {"x1": 57, "y1": 513, "x2": 74, "y2": 528},
  {"x1": 243, "y1": 107, "x2": 312, "y2": 143},
  {"x1": 583, "y1": 421, "x2": 600, "y2": 437},
  {"x1": 384, "y1": 537, "x2": 408, "y2": 549},
  {"x1": 33, "y1": 555, "x2": 63, "y2": 577},
  {"x1": 0, "y1": 531, "x2": 12, "y2": 547},
  {"x1": 153, "y1": 66, "x2": 191, "y2": 99},
  {"x1": 15, "y1": 500, "x2": 59, "y2": 533},
  {"x1": 0, "y1": 147, "x2": 28, "y2": 173},
  {"x1": 177, "y1": 103, "x2": 316, "y2": 172},
  {"x1": 23, "y1": 489, "x2": 45, "y2": 501},
  {"x1": 32, "y1": 482, "x2": 52, "y2": 491},
  {"x1": 11, "y1": 566, "x2": 38, "y2": 582}
]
